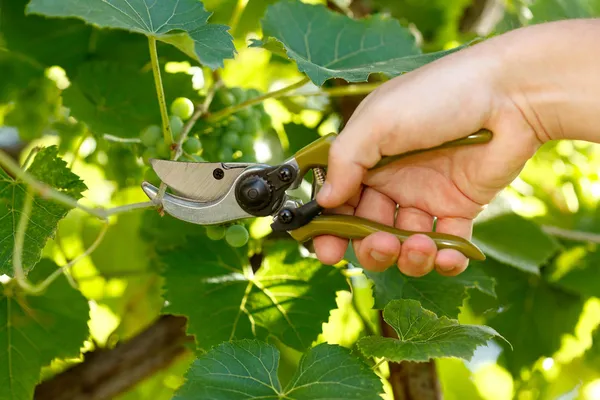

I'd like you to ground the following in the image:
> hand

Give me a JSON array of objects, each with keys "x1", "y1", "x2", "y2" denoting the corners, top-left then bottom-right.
[{"x1": 311, "y1": 22, "x2": 585, "y2": 277}]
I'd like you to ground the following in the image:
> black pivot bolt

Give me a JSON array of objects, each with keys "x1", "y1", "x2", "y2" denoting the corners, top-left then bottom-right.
[
  {"x1": 278, "y1": 209, "x2": 294, "y2": 224},
  {"x1": 213, "y1": 168, "x2": 224, "y2": 180},
  {"x1": 278, "y1": 167, "x2": 293, "y2": 182}
]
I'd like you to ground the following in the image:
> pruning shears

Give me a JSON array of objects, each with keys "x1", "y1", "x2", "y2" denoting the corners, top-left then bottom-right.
[{"x1": 141, "y1": 129, "x2": 492, "y2": 261}]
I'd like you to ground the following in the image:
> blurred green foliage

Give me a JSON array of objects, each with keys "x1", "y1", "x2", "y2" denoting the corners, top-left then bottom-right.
[{"x1": 0, "y1": 0, "x2": 600, "y2": 399}]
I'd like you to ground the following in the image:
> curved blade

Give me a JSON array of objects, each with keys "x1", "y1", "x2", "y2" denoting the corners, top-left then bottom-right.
[
  {"x1": 141, "y1": 181, "x2": 253, "y2": 225},
  {"x1": 150, "y1": 159, "x2": 252, "y2": 201}
]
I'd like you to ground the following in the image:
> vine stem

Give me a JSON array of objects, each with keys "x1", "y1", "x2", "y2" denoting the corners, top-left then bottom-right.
[
  {"x1": 541, "y1": 224, "x2": 600, "y2": 243},
  {"x1": 0, "y1": 149, "x2": 106, "y2": 219},
  {"x1": 31, "y1": 221, "x2": 109, "y2": 294},
  {"x1": 284, "y1": 81, "x2": 382, "y2": 98},
  {"x1": 148, "y1": 36, "x2": 174, "y2": 149},
  {"x1": 103, "y1": 134, "x2": 142, "y2": 144},
  {"x1": 228, "y1": 0, "x2": 249, "y2": 36},
  {"x1": 13, "y1": 187, "x2": 36, "y2": 292},
  {"x1": 207, "y1": 77, "x2": 311, "y2": 122}
]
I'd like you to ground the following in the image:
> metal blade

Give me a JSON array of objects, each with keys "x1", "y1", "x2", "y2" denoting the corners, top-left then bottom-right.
[
  {"x1": 141, "y1": 181, "x2": 253, "y2": 225},
  {"x1": 150, "y1": 159, "x2": 252, "y2": 201}
]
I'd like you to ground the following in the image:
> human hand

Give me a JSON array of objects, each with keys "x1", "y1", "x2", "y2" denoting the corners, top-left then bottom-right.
[{"x1": 313, "y1": 29, "x2": 547, "y2": 277}]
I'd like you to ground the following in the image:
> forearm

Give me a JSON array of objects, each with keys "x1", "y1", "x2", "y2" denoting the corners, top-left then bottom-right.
[{"x1": 482, "y1": 18, "x2": 600, "y2": 143}]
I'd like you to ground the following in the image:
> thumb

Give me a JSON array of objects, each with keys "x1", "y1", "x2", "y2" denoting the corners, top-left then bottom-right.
[{"x1": 316, "y1": 118, "x2": 382, "y2": 208}]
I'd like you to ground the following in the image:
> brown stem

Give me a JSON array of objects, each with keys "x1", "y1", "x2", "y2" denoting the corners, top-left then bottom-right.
[
  {"x1": 34, "y1": 315, "x2": 193, "y2": 400},
  {"x1": 379, "y1": 312, "x2": 441, "y2": 400}
]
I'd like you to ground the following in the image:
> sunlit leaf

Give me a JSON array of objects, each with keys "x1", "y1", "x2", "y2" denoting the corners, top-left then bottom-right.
[
  {"x1": 358, "y1": 299, "x2": 504, "y2": 362},
  {"x1": 251, "y1": 0, "x2": 465, "y2": 85},
  {"x1": 174, "y1": 340, "x2": 383, "y2": 399},
  {"x1": 0, "y1": 259, "x2": 90, "y2": 400},
  {"x1": 153, "y1": 217, "x2": 347, "y2": 352},
  {"x1": 26, "y1": 0, "x2": 235, "y2": 69},
  {"x1": 470, "y1": 258, "x2": 585, "y2": 374},
  {"x1": 351, "y1": 237, "x2": 495, "y2": 317},
  {"x1": 0, "y1": 146, "x2": 87, "y2": 275},
  {"x1": 473, "y1": 212, "x2": 561, "y2": 274}
]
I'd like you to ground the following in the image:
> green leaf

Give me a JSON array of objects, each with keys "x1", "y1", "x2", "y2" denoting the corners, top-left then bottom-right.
[
  {"x1": 63, "y1": 61, "x2": 199, "y2": 138},
  {"x1": 4, "y1": 74, "x2": 62, "y2": 141},
  {"x1": 544, "y1": 243, "x2": 600, "y2": 298},
  {"x1": 174, "y1": 340, "x2": 383, "y2": 400},
  {"x1": 26, "y1": 0, "x2": 235, "y2": 69},
  {"x1": 469, "y1": 258, "x2": 585, "y2": 374},
  {"x1": 528, "y1": 0, "x2": 600, "y2": 23},
  {"x1": 473, "y1": 211, "x2": 561, "y2": 274},
  {"x1": 252, "y1": 0, "x2": 465, "y2": 85},
  {"x1": 351, "y1": 236, "x2": 495, "y2": 317},
  {"x1": 358, "y1": 299, "x2": 504, "y2": 362},
  {"x1": 0, "y1": 146, "x2": 87, "y2": 275},
  {"x1": 0, "y1": 259, "x2": 90, "y2": 400},
  {"x1": 1, "y1": 0, "x2": 194, "y2": 75},
  {"x1": 156, "y1": 221, "x2": 347, "y2": 352},
  {"x1": 284, "y1": 123, "x2": 321, "y2": 157}
]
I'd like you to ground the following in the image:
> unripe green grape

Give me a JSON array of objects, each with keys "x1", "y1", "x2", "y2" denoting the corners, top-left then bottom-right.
[
  {"x1": 202, "y1": 137, "x2": 218, "y2": 156},
  {"x1": 222, "y1": 131, "x2": 240, "y2": 148},
  {"x1": 240, "y1": 134, "x2": 255, "y2": 153},
  {"x1": 230, "y1": 87, "x2": 247, "y2": 104},
  {"x1": 244, "y1": 117, "x2": 262, "y2": 135},
  {"x1": 191, "y1": 154, "x2": 206, "y2": 162},
  {"x1": 144, "y1": 167, "x2": 160, "y2": 184},
  {"x1": 227, "y1": 115, "x2": 244, "y2": 132},
  {"x1": 206, "y1": 225, "x2": 226, "y2": 240},
  {"x1": 260, "y1": 112, "x2": 271, "y2": 129},
  {"x1": 237, "y1": 107, "x2": 253, "y2": 119},
  {"x1": 170, "y1": 115, "x2": 184, "y2": 140},
  {"x1": 246, "y1": 88, "x2": 261, "y2": 99},
  {"x1": 216, "y1": 89, "x2": 236, "y2": 107},
  {"x1": 171, "y1": 97, "x2": 194, "y2": 120},
  {"x1": 156, "y1": 141, "x2": 171, "y2": 158},
  {"x1": 142, "y1": 147, "x2": 158, "y2": 165},
  {"x1": 183, "y1": 137, "x2": 202, "y2": 154},
  {"x1": 140, "y1": 125, "x2": 162, "y2": 147},
  {"x1": 217, "y1": 146, "x2": 234, "y2": 161},
  {"x1": 225, "y1": 225, "x2": 249, "y2": 247}
]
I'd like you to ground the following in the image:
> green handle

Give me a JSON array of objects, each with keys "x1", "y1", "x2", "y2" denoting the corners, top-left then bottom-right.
[
  {"x1": 289, "y1": 214, "x2": 485, "y2": 261},
  {"x1": 293, "y1": 129, "x2": 493, "y2": 176}
]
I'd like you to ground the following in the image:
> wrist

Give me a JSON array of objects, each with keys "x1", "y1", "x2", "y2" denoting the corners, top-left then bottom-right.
[{"x1": 483, "y1": 19, "x2": 600, "y2": 144}]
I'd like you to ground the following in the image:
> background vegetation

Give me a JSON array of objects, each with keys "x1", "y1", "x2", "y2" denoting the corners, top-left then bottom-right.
[{"x1": 1, "y1": 0, "x2": 600, "y2": 399}]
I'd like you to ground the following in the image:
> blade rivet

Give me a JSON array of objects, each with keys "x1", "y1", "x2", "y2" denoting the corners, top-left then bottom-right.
[
  {"x1": 279, "y1": 209, "x2": 294, "y2": 224},
  {"x1": 278, "y1": 167, "x2": 292, "y2": 182},
  {"x1": 213, "y1": 168, "x2": 224, "y2": 180}
]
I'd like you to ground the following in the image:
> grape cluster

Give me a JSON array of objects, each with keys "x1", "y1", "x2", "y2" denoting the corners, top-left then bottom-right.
[
  {"x1": 199, "y1": 87, "x2": 271, "y2": 163},
  {"x1": 138, "y1": 97, "x2": 204, "y2": 184}
]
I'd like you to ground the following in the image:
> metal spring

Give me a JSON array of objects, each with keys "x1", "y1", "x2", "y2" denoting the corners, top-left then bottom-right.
[{"x1": 313, "y1": 167, "x2": 326, "y2": 185}]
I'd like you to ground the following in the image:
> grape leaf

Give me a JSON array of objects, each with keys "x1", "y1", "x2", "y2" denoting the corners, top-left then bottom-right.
[
  {"x1": 544, "y1": 243, "x2": 600, "y2": 298},
  {"x1": 529, "y1": 0, "x2": 600, "y2": 23},
  {"x1": 470, "y1": 258, "x2": 585, "y2": 374},
  {"x1": 0, "y1": 146, "x2": 87, "y2": 275},
  {"x1": 63, "y1": 61, "x2": 199, "y2": 138},
  {"x1": 157, "y1": 225, "x2": 347, "y2": 352},
  {"x1": 349, "y1": 237, "x2": 495, "y2": 317},
  {"x1": 1, "y1": 0, "x2": 193, "y2": 75},
  {"x1": 26, "y1": 0, "x2": 235, "y2": 69},
  {"x1": 284, "y1": 123, "x2": 321, "y2": 157},
  {"x1": 174, "y1": 340, "x2": 383, "y2": 400},
  {"x1": 358, "y1": 299, "x2": 505, "y2": 362},
  {"x1": 0, "y1": 259, "x2": 90, "y2": 400},
  {"x1": 251, "y1": 0, "x2": 465, "y2": 85},
  {"x1": 4, "y1": 75, "x2": 62, "y2": 141},
  {"x1": 472, "y1": 211, "x2": 561, "y2": 274}
]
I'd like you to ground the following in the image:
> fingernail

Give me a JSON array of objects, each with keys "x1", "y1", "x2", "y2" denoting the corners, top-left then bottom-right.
[
  {"x1": 408, "y1": 250, "x2": 427, "y2": 265},
  {"x1": 370, "y1": 250, "x2": 392, "y2": 263},
  {"x1": 318, "y1": 182, "x2": 332, "y2": 200}
]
